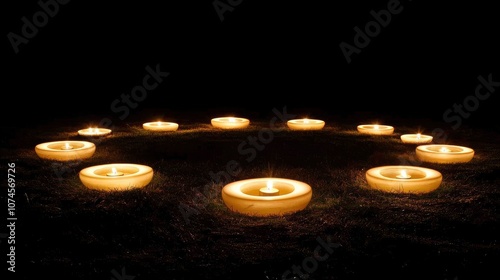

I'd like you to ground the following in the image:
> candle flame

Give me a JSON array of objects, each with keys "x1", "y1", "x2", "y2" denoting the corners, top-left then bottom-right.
[
  {"x1": 267, "y1": 180, "x2": 273, "y2": 191},
  {"x1": 397, "y1": 169, "x2": 411, "y2": 179},
  {"x1": 111, "y1": 167, "x2": 118, "y2": 175},
  {"x1": 440, "y1": 147, "x2": 451, "y2": 152},
  {"x1": 416, "y1": 133, "x2": 421, "y2": 139},
  {"x1": 374, "y1": 125, "x2": 379, "y2": 129},
  {"x1": 64, "y1": 143, "x2": 71, "y2": 149}
]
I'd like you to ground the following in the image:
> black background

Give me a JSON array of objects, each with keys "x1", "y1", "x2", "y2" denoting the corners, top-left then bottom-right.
[{"x1": 4, "y1": 0, "x2": 499, "y2": 125}]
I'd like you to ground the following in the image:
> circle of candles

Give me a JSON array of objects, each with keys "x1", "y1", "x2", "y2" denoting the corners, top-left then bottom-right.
[
  {"x1": 211, "y1": 117, "x2": 250, "y2": 129},
  {"x1": 400, "y1": 133, "x2": 433, "y2": 144},
  {"x1": 365, "y1": 165, "x2": 442, "y2": 194},
  {"x1": 221, "y1": 177, "x2": 312, "y2": 217},
  {"x1": 143, "y1": 121, "x2": 179, "y2": 132},
  {"x1": 79, "y1": 163, "x2": 154, "y2": 191},
  {"x1": 357, "y1": 124, "x2": 394, "y2": 135},
  {"x1": 35, "y1": 141, "x2": 96, "y2": 161},
  {"x1": 416, "y1": 144, "x2": 474, "y2": 164},
  {"x1": 287, "y1": 118, "x2": 325, "y2": 130}
]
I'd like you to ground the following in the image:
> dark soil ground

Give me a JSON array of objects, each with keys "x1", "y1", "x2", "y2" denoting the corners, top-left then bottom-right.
[{"x1": 1, "y1": 108, "x2": 499, "y2": 280}]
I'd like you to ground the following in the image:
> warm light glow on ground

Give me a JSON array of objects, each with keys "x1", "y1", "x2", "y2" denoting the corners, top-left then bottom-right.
[
  {"x1": 222, "y1": 177, "x2": 312, "y2": 217},
  {"x1": 35, "y1": 141, "x2": 96, "y2": 161}
]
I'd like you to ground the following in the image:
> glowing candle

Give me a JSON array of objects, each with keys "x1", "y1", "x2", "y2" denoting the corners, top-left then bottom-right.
[
  {"x1": 416, "y1": 144, "x2": 474, "y2": 164},
  {"x1": 143, "y1": 121, "x2": 179, "y2": 131},
  {"x1": 78, "y1": 127, "x2": 112, "y2": 136},
  {"x1": 79, "y1": 163, "x2": 154, "y2": 191},
  {"x1": 440, "y1": 146, "x2": 451, "y2": 152},
  {"x1": 211, "y1": 117, "x2": 250, "y2": 129},
  {"x1": 106, "y1": 167, "x2": 124, "y2": 177},
  {"x1": 259, "y1": 180, "x2": 280, "y2": 196},
  {"x1": 396, "y1": 169, "x2": 411, "y2": 179},
  {"x1": 401, "y1": 133, "x2": 433, "y2": 144},
  {"x1": 35, "y1": 141, "x2": 96, "y2": 161},
  {"x1": 287, "y1": 118, "x2": 325, "y2": 130},
  {"x1": 61, "y1": 142, "x2": 74, "y2": 150},
  {"x1": 357, "y1": 124, "x2": 394, "y2": 135},
  {"x1": 221, "y1": 177, "x2": 312, "y2": 216},
  {"x1": 365, "y1": 166, "x2": 442, "y2": 194}
]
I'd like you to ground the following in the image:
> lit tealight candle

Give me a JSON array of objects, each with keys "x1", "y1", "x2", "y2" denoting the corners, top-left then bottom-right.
[
  {"x1": 440, "y1": 146, "x2": 451, "y2": 152},
  {"x1": 86, "y1": 128, "x2": 99, "y2": 134},
  {"x1": 365, "y1": 165, "x2": 442, "y2": 194},
  {"x1": 78, "y1": 127, "x2": 112, "y2": 137},
  {"x1": 143, "y1": 121, "x2": 179, "y2": 132},
  {"x1": 211, "y1": 117, "x2": 250, "y2": 129},
  {"x1": 61, "y1": 142, "x2": 74, "y2": 150},
  {"x1": 401, "y1": 133, "x2": 433, "y2": 144},
  {"x1": 396, "y1": 170, "x2": 411, "y2": 179},
  {"x1": 357, "y1": 124, "x2": 394, "y2": 135},
  {"x1": 416, "y1": 144, "x2": 474, "y2": 164},
  {"x1": 106, "y1": 167, "x2": 124, "y2": 177},
  {"x1": 35, "y1": 141, "x2": 96, "y2": 161},
  {"x1": 221, "y1": 177, "x2": 313, "y2": 217},
  {"x1": 287, "y1": 118, "x2": 325, "y2": 130},
  {"x1": 80, "y1": 163, "x2": 154, "y2": 191},
  {"x1": 259, "y1": 180, "x2": 280, "y2": 196}
]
